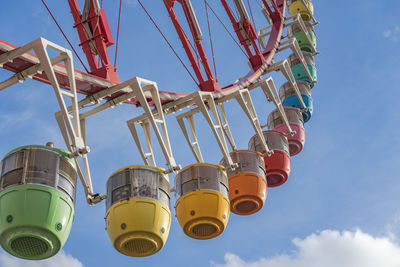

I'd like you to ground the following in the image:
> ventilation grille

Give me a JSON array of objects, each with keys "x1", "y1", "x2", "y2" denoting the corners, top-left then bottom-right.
[
  {"x1": 10, "y1": 236, "x2": 49, "y2": 258},
  {"x1": 267, "y1": 174, "x2": 283, "y2": 186},
  {"x1": 289, "y1": 143, "x2": 301, "y2": 156},
  {"x1": 122, "y1": 238, "x2": 156, "y2": 256},
  {"x1": 235, "y1": 200, "x2": 258, "y2": 214},
  {"x1": 191, "y1": 223, "x2": 217, "y2": 238}
]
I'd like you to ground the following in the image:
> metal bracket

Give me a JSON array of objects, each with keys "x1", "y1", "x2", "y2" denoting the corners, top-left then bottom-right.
[
  {"x1": 258, "y1": 24, "x2": 274, "y2": 49},
  {"x1": 0, "y1": 38, "x2": 85, "y2": 149},
  {"x1": 126, "y1": 78, "x2": 179, "y2": 173},
  {"x1": 259, "y1": 13, "x2": 319, "y2": 61},
  {"x1": 216, "y1": 89, "x2": 273, "y2": 156},
  {"x1": 257, "y1": 77, "x2": 295, "y2": 136},
  {"x1": 276, "y1": 38, "x2": 315, "y2": 85},
  {"x1": 260, "y1": 2, "x2": 273, "y2": 25},
  {"x1": 55, "y1": 112, "x2": 105, "y2": 205},
  {"x1": 259, "y1": 16, "x2": 317, "y2": 87},
  {"x1": 282, "y1": 14, "x2": 318, "y2": 55},
  {"x1": 0, "y1": 37, "x2": 105, "y2": 205},
  {"x1": 299, "y1": 0, "x2": 319, "y2": 25},
  {"x1": 266, "y1": 59, "x2": 308, "y2": 112},
  {"x1": 217, "y1": 102, "x2": 237, "y2": 152},
  {"x1": 67, "y1": 75, "x2": 181, "y2": 172},
  {"x1": 176, "y1": 92, "x2": 235, "y2": 169},
  {"x1": 177, "y1": 113, "x2": 204, "y2": 163}
]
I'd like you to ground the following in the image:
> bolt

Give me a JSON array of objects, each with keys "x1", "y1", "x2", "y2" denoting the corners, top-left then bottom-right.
[
  {"x1": 46, "y1": 142, "x2": 54, "y2": 148},
  {"x1": 56, "y1": 223, "x2": 62, "y2": 231}
]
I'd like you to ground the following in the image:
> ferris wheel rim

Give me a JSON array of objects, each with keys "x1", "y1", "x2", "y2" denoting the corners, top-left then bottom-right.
[
  {"x1": 127, "y1": 0, "x2": 287, "y2": 105},
  {"x1": 0, "y1": 0, "x2": 286, "y2": 106}
]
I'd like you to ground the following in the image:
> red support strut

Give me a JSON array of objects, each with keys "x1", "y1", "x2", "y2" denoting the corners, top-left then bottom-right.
[
  {"x1": 220, "y1": 0, "x2": 265, "y2": 70},
  {"x1": 163, "y1": 0, "x2": 220, "y2": 92},
  {"x1": 262, "y1": 0, "x2": 283, "y2": 23},
  {"x1": 67, "y1": 0, "x2": 120, "y2": 83}
]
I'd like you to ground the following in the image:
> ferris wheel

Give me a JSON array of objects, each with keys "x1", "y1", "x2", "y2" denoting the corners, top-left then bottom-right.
[{"x1": 0, "y1": 0, "x2": 319, "y2": 260}]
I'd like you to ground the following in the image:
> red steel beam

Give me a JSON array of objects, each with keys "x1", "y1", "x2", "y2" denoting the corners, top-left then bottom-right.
[
  {"x1": 0, "y1": 0, "x2": 285, "y2": 106},
  {"x1": 67, "y1": 0, "x2": 119, "y2": 83},
  {"x1": 163, "y1": 0, "x2": 220, "y2": 92},
  {"x1": 220, "y1": 0, "x2": 265, "y2": 70}
]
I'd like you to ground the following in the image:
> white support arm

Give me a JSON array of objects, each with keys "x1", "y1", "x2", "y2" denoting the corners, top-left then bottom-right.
[
  {"x1": 175, "y1": 92, "x2": 235, "y2": 169},
  {"x1": 126, "y1": 77, "x2": 179, "y2": 172},
  {"x1": 127, "y1": 119, "x2": 152, "y2": 166},
  {"x1": 0, "y1": 37, "x2": 105, "y2": 205},
  {"x1": 259, "y1": 77, "x2": 295, "y2": 136},
  {"x1": 235, "y1": 89, "x2": 273, "y2": 155},
  {"x1": 194, "y1": 93, "x2": 234, "y2": 168},
  {"x1": 217, "y1": 102, "x2": 237, "y2": 151},
  {"x1": 216, "y1": 89, "x2": 273, "y2": 155},
  {"x1": 277, "y1": 38, "x2": 315, "y2": 84},
  {"x1": 267, "y1": 59, "x2": 308, "y2": 111},
  {"x1": 282, "y1": 14, "x2": 318, "y2": 55},
  {"x1": 299, "y1": 0, "x2": 318, "y2": 25},
  {"x1": 176, "y1": 113, "x2": 204, "y2": 163}
]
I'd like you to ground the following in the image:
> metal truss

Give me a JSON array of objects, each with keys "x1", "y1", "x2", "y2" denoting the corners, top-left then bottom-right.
[
  {"x1": 175, "y1": 92, "x2": 235, "y2": 169},
  {"x1": 259, "y1": 14, "x2": 319, "y2": 85},
  {"x1": 216, "y1": 89, "x2": 273, "y2": 156},
  {"x1": 126, "y1": 78, "x2": 179, "y2": 173},
  {"x1": 0, "y1": 37, "x2": 103, "y2": 204},
  {"x1": 279, "y1": 13, "x2": 318, "y2": 54},
  {"x1": 299, "y1": 0, "x2": 318, "y2": 25}
]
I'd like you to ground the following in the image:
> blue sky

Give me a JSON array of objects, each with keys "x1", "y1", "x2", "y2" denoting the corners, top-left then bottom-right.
[{"x1": 1, "y1": 0, "x2": 400, "y2": 266}]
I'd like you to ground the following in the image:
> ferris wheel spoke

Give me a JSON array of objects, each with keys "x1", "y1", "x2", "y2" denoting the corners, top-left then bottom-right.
[
  {"x1": 246, "y1": 0, "x2": 257, "y2": 33},
  {"x1": 220, "y1": 0, "x2": 266, "y2": 70},
  {"x1": 0, "y1": 0, "x2": 324, "y2": 258},
  {"x1": 66, "y1": 0, "x2": 118, "y2": 82},
  {"x1": 163, "y1": 0, "x2": 219, "y2": 92},
  {"x1": 204, "y1": 0, "x2": 218, "y2": 79},
  {"x1": 204, "y1": 1, "x2": 248, "y2": 58}
]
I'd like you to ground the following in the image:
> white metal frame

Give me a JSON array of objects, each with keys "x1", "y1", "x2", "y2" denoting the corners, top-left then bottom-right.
[
  {"x1": 268, "y1": 59, "x2": 307, "y2": 108},
  {"x1": 65, "y1": 75, "x2": 184, "y2": 176},
  {"x1": 276, "y1": 38, "x2": 315, "y2": 83},
  {"x1": 175, "y1": 92, "x2": 235, "y2": 169},
  {"x1": 259, "y1": 45, "x2": 315, "y2": 89},
  {"x1": 260, "y1": 2, "x2": 272, "y2": 25},
  {"x1": 0, "y1": 10, "x2": 319, "y2": 202},
  {"x1": 126, "y1": 78, "x2": 179, "y2": 173},
  {"x1": 299, "y1": 0, "x2": 318, "y2": 25},
  {"x1": 0, "y1": 37, "x2": 104, "y2": 204},
  {"x1": 256, "y1": 59, "x2": 307, "y2": 135},
  {"x1": 216, "y1": 89, "x2": 273, "y2": 156},
  {"x1": 259, "y1": 14, "x2": 318, "y2": 85},
  {"x1": 0, "y1": 38, "x2": 182, "y2": 203},
  {"x1": 250, "y1": 77, "x2": 294, "y2": 135},
  {"x1": 282, "y1": 14, "x2": 318, "y2": 54}
]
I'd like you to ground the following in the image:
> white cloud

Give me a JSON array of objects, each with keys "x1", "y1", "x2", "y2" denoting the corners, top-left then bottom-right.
[
  {"x1": 385, "y1": 212, "x2": 400, "y2": 242},
  {"x1": 0, "y1": 250, "x2": 84, "y2": 267},
  {"x1": 383, "y1": 30, "x2": 391, "y2": 38},
  {"x1": 383, "y1": 26, "x2": 400, "y2": 42},
  {"x1": 211, "y1": 229, "x2": 400, "y2": 267}
]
